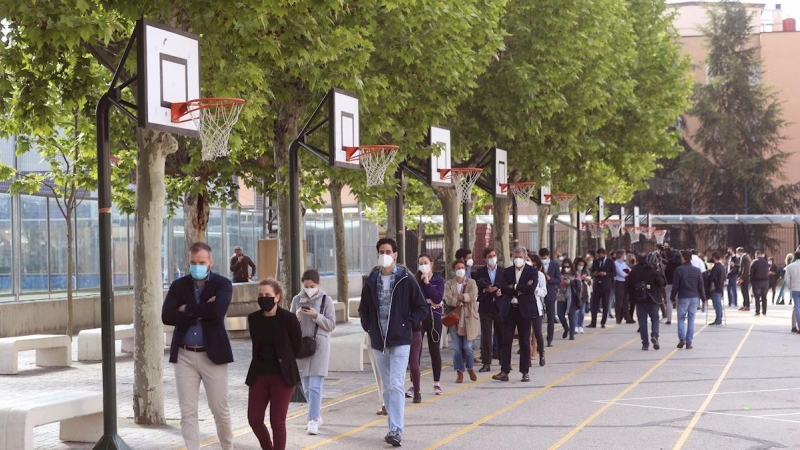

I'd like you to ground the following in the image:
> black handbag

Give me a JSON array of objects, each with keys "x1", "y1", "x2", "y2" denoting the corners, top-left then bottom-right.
[{"x1": 297, "y1": 295, "x2": 326, "y2": 359}]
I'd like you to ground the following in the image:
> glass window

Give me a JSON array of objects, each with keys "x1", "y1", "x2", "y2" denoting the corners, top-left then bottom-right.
[
  {"x1": 171, "y1": 214, "x2": 186, "y2": 281},
  {"x1": 49, "y1": 201, "x2": 69, "y2": 291},
  {"x1": 206, "y1": 209, "x2": 223, "y2": 266},
  {"x1": 20, "y1": 195, "x2": 49, "y2": 292},
  {"x1": 112, "y1": 208, "x2": 131, "y2": 287},
  {"x1": 0, "y1": 194, "x2": 12, "y2": 294},
  {"x1": 75, "y1": 201, "x2": 100, "y2": 290}
]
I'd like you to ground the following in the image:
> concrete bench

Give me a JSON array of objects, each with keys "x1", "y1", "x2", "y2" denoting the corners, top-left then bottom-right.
[
  {"x1": 348, "y1": 298, "x2": 360, "y2": 318},
  {"x1": 332, "y1": 301, "x2": 347, "y2": 323},
  {"x1": 77, "y1": 324, "x2": 134, "y2": 362},
  {"x1": 328, "y1": 333, "x2": 368, "y2": 372},
  {"x1": 0, "y1": 335, "x2": 72, "y2": 375},
  {"x1": 0, "y1": 390, "x2": 103, "y2": 450},
  {"x1": 226, "y1": 316, "x2": 249, "y2": 339}
]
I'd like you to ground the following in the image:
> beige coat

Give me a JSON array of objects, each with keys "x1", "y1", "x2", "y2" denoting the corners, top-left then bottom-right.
[{"x1": 444, "y1": 278, "x2": 480, "y2": 340}]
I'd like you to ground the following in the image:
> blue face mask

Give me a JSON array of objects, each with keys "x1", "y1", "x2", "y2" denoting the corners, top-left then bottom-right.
[{"x1": 189, "y1": 264, "x2": 209, "y2": 280}]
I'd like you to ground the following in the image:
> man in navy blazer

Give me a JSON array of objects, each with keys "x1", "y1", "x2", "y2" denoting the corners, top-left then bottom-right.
[
  {"x1": 162, "y1": 242, "x2": 234, "y2": 450},
  {"x1": 539, "y1": 248, "x2": 561, "y2": 346},
  {"x1": 493, "y1": 246, "x2": 541, "y2": 383},
  {"x1": 475, "y1": 247, "x2": 506, "y2": 372},
  {"x1": 589, "y1": 248, "x2": 616, "y2": 328}
]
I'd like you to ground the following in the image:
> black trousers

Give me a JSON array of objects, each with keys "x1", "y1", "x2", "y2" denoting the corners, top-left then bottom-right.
[
  {"x1": 590, "y1": 287, "x2": 612, "y2": 326},
  {"x1": 752, "y1": 281, "x2": 768, "y2": 314},
  {"x1": 636, "y1": 303, "x2": 660, "y2": 347},
  {"x1": 741, "y1": 281, "x2": 751, "y2": 308},
  {"x1": 544, "y1": 298, "x2": 556, "y2": 343},
  {"x1": 479, "y1": 309, "x2": 503, "y2": 366},
  {"x1": 614, "y1": 280, "x2": 633, "y2": 323},
  {"x1": 420, "y1": 312, "x2": 443, "y2": 382},
  {"x1": 531, "y1": 315, "x2": 544, "y2": 357},
  {"x1": 501, "y1": 305, "x2": 532, "y2": 375}
]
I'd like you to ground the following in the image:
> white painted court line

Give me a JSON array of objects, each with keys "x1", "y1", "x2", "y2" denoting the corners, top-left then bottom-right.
[
  {"x1": 593, "y1": 386, "x2": 800, "y2": 403},
  {"x1": 597, "y1": 401, "x2": 800, "y2": 425}
]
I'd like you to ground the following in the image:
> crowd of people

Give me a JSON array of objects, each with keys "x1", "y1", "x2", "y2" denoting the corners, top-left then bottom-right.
[{"x1": 160, "y1": 240, "x2": 800, "y2": 450}]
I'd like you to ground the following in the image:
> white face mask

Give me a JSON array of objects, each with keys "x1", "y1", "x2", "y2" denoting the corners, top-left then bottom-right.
[
  {"x1": 526, "y1": 260, "x2": 533, "y2": 266},
  {"x1": 379, "y1": 254, "x2": 394, "y2": 268},
  {"x1": 577, "y1": 265, "x2": 584, "y2": 271},
  {"x1": 419, "y1": 263, "x2": 431, "y2": 274},
  {"x1": 564, "y1": 268, "x2": 571, "y2": 273},
  {"x1": 455, "y1": 268, "x2": 466, "y2": 278},
  {"x1": 542, "y1": 257, "x2": 549, "y2": 263},
  {"x1": 514, "y1": 257, "x2": 525, "y2": 268},
  {"x1": 487, "y1": 257, "x2": 498, "y2": 267},
  {"x1": 304, "y1": 287, "x2": 318, "y2": 298},
  {"x1": 466, "y1": 258, "x2": 474, "y2": 267}
]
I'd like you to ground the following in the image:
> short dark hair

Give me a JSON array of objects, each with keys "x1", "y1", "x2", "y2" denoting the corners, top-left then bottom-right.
[
  {"x1": 711, "y1": 251, "x2": 722, "y2": 261},
  {"x1": 376, "y1": 238, "x2": 397, "y2": 253},
  {"x1": 482, "y1": 247, "x2": 496, "y2": 259},
  {"x1": 597, "y1": 248, "x2": 606, "y2": 255},
  {"x1": 681, "y1": 250, "x2": 693, "y2": 263},
  {"x1": 638, "y1": 253, "x2": 648, "y2": 263},
  {"x1": 691, "y1": 249, "x2": 698, "y2": 255},
  {"x1": 301, "y1": 269, "x2": 320, "y2": 284},
  {"x1": 529, "y1": 254, "x2": 542, "y2": 269},
  {"x1": 615, "y1": 250, "x2": 625, "y2": 259},
  {"x1": 190, "y1": 242, "x2": 212, "y2": 255},
  {"x1": 455, "y1": 248, "x2": 472, "y2": 260},
  {"x1": 794, "y1": 251, "x2": 800, "y2": 261},
  {"x1": 452, "y1": 259, "x2": 466, "y2": 270},
  {"x1": 539, "y1": 248, "x2": 550, "y2": 257}
]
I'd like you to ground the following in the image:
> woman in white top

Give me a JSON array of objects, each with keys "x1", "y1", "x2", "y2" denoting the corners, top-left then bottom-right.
[{"x1": 527, "y1": 253, "x2": 548, "y2": 366}]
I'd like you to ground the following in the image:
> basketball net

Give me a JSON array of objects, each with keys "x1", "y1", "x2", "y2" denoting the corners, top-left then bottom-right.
[
  {"x1": 451, "y1": 169, "x2": 483, "y2": 203},
  {"x1": 182, "y1": 99, "x2": 245, "y2": 161},
  {"x1": 654, "y1": 230, "x2": 667, "y2": 244},
  {"x1": 584, "y1": 222, "x2": 603, "y2": 239},
  {"x1": 506, "y1": 182, "x2": 537, "y2": 205},
  {"x1": 552, "y1": 194, "x2": 576, "y2": 213},
  {"x1": 605, "y1": 220, "x2": 622, "y2": 237},
  {"x1": 359, "y1": 147, "x2": 397, "y2": 187}
]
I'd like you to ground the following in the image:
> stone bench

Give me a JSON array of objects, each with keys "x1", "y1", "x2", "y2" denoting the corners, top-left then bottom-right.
[
  {"x1": 226, "y1": 316, "x2": 249, "y2": 339},
  {"x1": 348, "y1": 298, "x2": 361, "y2": 318},
  {"x1": 328, "y1": 333, "x2": 369, "y2": 372},
  {"x1": 0, "y1": 390, "x2": 103, "y2": 450},
  {"x1": 77, "y1": 324, "x2": 134, "y2": 362},
  {"x1": 0, "y1": 335, "x2": 72, "y2": 375},
  {"x1": 332, "y1": 301, "x2": 347, "y2": 323}
]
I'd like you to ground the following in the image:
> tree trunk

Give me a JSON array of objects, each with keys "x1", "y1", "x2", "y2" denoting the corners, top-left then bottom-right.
[
  {"x1": 273, "y1": 101, "x2": 303, "y2": 297},
  {"x1": 183, "y1": 190, "x2": 210, "y2": 261},
  {"x1": 132, "y1": 129, "x2": 177, "y2": 425},
  {"x1": 493, "y1": 196, "x2": 510, "y2": 267},
  {"x1": 386, "y1": 196, "x2": 397, "y2": 241},
  {"x1": 433, "y1": 186, "x2": 459, "y2": 278},
  {"x1": 329, "y1": 179, "x2": 349, "y2": 304},
  {"x1": 537, "y1": 205, "x2": 551, "y2": 251},
  {"x1": 66, "y1": 211, "x2": 74, "y2": 338}
]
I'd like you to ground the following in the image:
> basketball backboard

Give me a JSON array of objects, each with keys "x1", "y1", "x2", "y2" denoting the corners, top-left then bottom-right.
[
  {"x1": 329, "y1": 88, "x2": 360, "y2": 169},
  {"x1": 427, "y1": 126, "x2": 452, "y2": 187},
  {"x1": 492, "y1": 148, "x2": 508, "y2": 198},
  {"x1": 540, "y1": 184, "x2": 551, "y2": 205},
  {"x1": 137, "y1": 19, "x2": 200, "y2": 137}
]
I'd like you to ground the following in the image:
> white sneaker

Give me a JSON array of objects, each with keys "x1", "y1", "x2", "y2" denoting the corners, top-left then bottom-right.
[
  {"x1": 317, "y1": 417, "x2": 323, "y2": 426},
  {"x1": 578, "y1": 327, "x2": 584, "y2": 334},
  {"x1": 307, "y1": 419, "x2": 319, "y2": 435}
]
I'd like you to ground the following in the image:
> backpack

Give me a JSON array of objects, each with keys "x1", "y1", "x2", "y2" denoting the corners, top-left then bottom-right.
[{"x1": 634, "y1": 280, "x2": 650, "y2": 302}]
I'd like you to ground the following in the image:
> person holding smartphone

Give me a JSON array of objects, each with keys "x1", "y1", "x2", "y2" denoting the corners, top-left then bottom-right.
[{"x1": 475, "y1": 247, "x2": 506, "y2": 373}]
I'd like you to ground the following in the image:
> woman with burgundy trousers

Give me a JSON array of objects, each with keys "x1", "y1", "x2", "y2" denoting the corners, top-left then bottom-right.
[{"x1": 246, "y1": 279, "x2": 302, "y2": 450}]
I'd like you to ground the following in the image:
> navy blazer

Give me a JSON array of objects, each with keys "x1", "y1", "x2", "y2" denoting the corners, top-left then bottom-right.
[
  {"x1": 162, "y1": 272, "x2": 234, "y2": 365},
  {"x1": 475, "y1": 265, "x2": 508, "y2": 315},
  {"x1": 592, "y1": 256, "x2": 616, "y2": 292},
  {"x1": 500, "y1": 264, "x2": 541, "y2": 319},
  {"x1": 542, "y1": 259, "x2": 562, "y2": 303}
]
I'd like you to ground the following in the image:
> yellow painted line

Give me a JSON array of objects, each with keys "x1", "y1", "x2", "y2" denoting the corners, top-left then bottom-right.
[
  {"x1": 672, "y1": 321, "x2": 755, "y2": 450},
  {"x1": 303, "y1": 327, "x2": 607, "y2": 450},
  {"x1": 548, "y1": 324, "x2": 710, "y2": 450},
  {"x1": 425, "y1": 334, "x2": 640, "y2": 450}
]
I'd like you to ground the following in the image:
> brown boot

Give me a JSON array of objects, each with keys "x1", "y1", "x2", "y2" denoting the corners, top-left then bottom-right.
[
  {"x1": 456, "y1": 370, "x2": 464, "y2": 383},
  {"x1": 468, "y1": 369, "x2": 477, "y2": 381}
]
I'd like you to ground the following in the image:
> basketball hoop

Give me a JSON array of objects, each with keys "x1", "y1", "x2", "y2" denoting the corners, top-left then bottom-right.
[
  {"x1": 551, "y1": 193, "x2": 576, "y2": 213},
  {"x1": 643, "y1": 227, "x2": 656, "y2": 239},
  {"x1": 583, "y1": 222, "x2": 603, "y2": 239},
  {"x1": 633, "y1": 226, "x2": 647, "y2": 241},
  {"x1": 171, "y1": 97, "x2": 245, "y2": 161},
  {"x1": 450, "y1": 168, "x2": 483, "y2": 203},
  {"x1": 345, "y1": 145, "x2": 399, "y2": 187},
  {"x1": 605, "y1": 219, "x2": 622, "y2": 237},
  {"x1": 654, "y1": 229, "x2": 667, "y2": 244},
  {"x1": 502, "y1": 182, "x2": 537, "y2": 205}
]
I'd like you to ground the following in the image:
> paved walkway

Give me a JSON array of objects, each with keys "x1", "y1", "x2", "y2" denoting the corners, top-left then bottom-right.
[{"x1": 2, "y1": 306, "x2": 799, "y2": 449}]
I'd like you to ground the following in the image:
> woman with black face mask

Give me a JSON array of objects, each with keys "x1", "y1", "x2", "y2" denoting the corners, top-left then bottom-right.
[{"x1": 245, "y1": 278, "x2": 302, "y2": 450}]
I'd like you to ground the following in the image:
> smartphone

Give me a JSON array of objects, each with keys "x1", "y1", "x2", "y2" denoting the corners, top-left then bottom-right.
[{"x1": 301, "y1": 306, "x2": 311, "y2": 311}]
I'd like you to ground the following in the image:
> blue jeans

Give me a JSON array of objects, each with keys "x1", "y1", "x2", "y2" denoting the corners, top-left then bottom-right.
[
  {"x1": 727, "y1": 276, "x2": 738, "y2": 306},
  {"x1": 677, "y1": 297, "x2": 699, "y2": 344},
  {"x1": 301, "y1": 376, "x2": 324, "y2": 421},
  {"x1": 372, "y1": 345, "x2": 411, "y2": 433},
  {"x1": 711, "y1": 292, "x2": 723, "y2": 324},
  {"x1": 792, "y1": 291, "x2": 800, "y2": 328},
  {"x1": 577, "y1": 303, "x2": 586, "y2": 328},
  {"x1": 448, "y1": 326, "x2": 474, "y2": 372}
]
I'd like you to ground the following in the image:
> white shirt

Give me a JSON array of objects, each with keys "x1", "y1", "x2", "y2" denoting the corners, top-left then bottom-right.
[
  {"x1": 456, "y1": 282, "x2": 464, "y2": 294},
  {"x1": 512, "y1": 267, "x2": 524, "y2": 304},
  {"x1": 784, "y1": 260, "x2": 800, "y2": 292},
  {"x1": 691, "y1": 255, "x2": 708, "y2": 273}
]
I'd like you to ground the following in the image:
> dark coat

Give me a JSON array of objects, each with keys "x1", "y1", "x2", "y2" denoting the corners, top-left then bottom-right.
[
  {"x1": 709, "y1": 262, "x2": 726, "y2": 294},
  {"x1": 475, "y1": 265, "x2": 508, "y2": 316},
  {"x1": 162, "y1": 272, "x2": 234, "y2": 365},
  {"x1": 359, "y1": 266, "x2": 429, "y2": 351},
  {"x1": 543, "y1": 259, "x2": 562, "y2": 303},
  {"x1": 230, "y1": 254, "x2": 256, "y2": 281},
  {"x1": 750, "y1": 258, "x2": 770, "y2": 283},
  {"x1": 739, "y1": 254, "x2": 752, "y2": 282},
  {"x1": 500, "y1": 264, "x2": 542, "y2": 319},
  {"x1": 670, "y1": 263, "x2": 706, "y2": 302},
  {"x1": 245, "y1": 307, "x2": 302, "y2": 388},
  {"x1": 591, "y1": 256, "x2": 616, "y2": 292},
  {"x1": 626, "y1": 262, "x2": 666, "y2": 305}
]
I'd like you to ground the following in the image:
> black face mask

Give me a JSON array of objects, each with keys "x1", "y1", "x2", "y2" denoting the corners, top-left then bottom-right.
[{"x1": 258, "y1": 296, "x2": 276, "y2": 312}]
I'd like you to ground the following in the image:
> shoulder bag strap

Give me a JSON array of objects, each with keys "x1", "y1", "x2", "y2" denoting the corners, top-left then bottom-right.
[{"x1": 312, "y1": 295, "x2": 325, "y2": 340}]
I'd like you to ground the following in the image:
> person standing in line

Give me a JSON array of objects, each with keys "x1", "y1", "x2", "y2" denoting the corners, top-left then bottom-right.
[
  {"x1": 726, "y1": 247, "x2": 740, "y2": 308},
  {"x1": 768, "y1": 257, "x2": 781, "y2": 304},
  {"x1": 528, "y1": 254, "x2": 549, "y2": 366},
  {"x1": 627, "y1": 253, "x2": 666, "y2": 350},
  {"x1": 670, "y1": 250, "x2": 706, "y2": 349},
  {"x1": 359, "y1": 238, "x2": 428, "y2": 447},
  {"x1": 493, "y1": 247, "x2": 541, "y2": 382},
  {"x1": 556, "y1": 258, "x2": 582, "y2": 340},
  {"x1": 408, "y1": 254, "x2": 445, "y2": 400},
  {"x1": 783, "y1": 251, "x2": 800, "y2": 333},
  {"x1": 750, "y1": 250, "x2": 770, "y2": 316},
  {"x1": 613, "y1": 250, "x2": 634, "y2": 324},
  {"x1": 162, "y1": 242, "x2": 234, "y2": 450},
  {"x1": 454, "y1": 248, "x2": 474, "y2": 279},
  {"x1": 707, "y1": 252, "x2": 726, "y2": 325},
  {"x1": 289, "y1": 269, "x2": 336, "y2": 435},
  {"x1": 246, "y1": 279, "x2": 302, "y2": 450},
  {"x1": 230, "y1": 246, "x2": 257, "y2": 283},
  {"x1": 573, "y1": 257, "x2": 591, "y2": 334},
  {"x1": 588, "y1": 248, "x2": 615, "y2": 328},
  {"x1": 737, "y1": 247, "x2": 752, "y2": 311},
  {"x1": 444, "y1": 260, "x2": 479, "y2": 383},
  {"x1": 476, "y1": 247, "x2": 506, "y2": 373},
  {"x1": 539, "y1": 248, "x2": 561, "y2": 347}
]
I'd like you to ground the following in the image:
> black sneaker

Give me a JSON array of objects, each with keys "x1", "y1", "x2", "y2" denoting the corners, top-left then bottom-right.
[
  {"x1": 677, "y1": 339, "x2": 685, "y2": 349},
  {"x1": 385, "y1": 430, "x2": 402, "y2": 447},
  {"x1": 413, "y1": 392, "x2": 421, "y2": 404},
  {"x1": 651, "y1": 337, "x2": 660, "y2": 350},
  {"x1": 642, "y1": 345, "x2": 649, "y2": 351}
]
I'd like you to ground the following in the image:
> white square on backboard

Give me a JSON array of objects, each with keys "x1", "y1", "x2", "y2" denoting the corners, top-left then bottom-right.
[
  {"x1": 428, "y1": 126, "x2": 451, "y2": 187},
  {"x1": 541, "y1": 183, "x2": 551, "y2": 205},
  {"x1": 138, "y1": 19, "x2": 200, "y2": 137},
  {"x1": 329, "y1": 88, "x2": 360, "y2": 169},
  {"x1": 494, "y1": 148, "x2": 508, "y2": 198}
]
